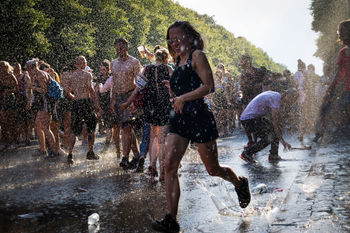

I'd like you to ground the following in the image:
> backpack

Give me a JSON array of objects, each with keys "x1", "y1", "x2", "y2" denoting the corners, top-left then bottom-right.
[{"x1": 47, "y1": 77, "x2": 64, "y2": 100}]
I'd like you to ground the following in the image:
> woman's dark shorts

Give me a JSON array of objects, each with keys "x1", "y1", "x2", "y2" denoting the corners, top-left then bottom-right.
[{"x1": 168, "y1": 107, "x2": 218, "y2": 143}]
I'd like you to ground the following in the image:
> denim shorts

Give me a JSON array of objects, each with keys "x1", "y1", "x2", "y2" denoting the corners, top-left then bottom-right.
[{"x1": 112, "y1": 90, "x2": 133, "y2": 127}]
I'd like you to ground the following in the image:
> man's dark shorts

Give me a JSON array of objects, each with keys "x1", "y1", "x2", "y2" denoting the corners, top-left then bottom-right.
[{"x1": 71, "y1": 99, "x2": 97, "y2": 135}]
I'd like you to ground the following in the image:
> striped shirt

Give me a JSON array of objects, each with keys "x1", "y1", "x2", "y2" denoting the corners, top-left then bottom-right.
[{"x1": 135, "y1": 73, "x2": 148, "y2": 90}]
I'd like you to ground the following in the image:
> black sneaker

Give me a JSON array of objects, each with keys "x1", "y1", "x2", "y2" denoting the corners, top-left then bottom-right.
[
  {"x1": 67, "y1": 154, "x2": 74, "y2": 165},
  {"x1": 135, "y1": 157, "x2": 145, "y2": 173},
  {"x1": 127, "y1": 157, "x2": 139, "y2": 170},
  {"x1": 151, "y1": 214, "x2": 180, "y2": 233},
  {"x1": 119, "y1": 156, "x2": 129, "y2": 168},
  {"x1": 240, "y1": 152, "x2": 256, "y2": 164},
  {"x1": 87, "y1": 151, "x2": 99, "y2": 160},
  {"x1": 235, "y1": 176, "x2": 251, "y2": 208}
]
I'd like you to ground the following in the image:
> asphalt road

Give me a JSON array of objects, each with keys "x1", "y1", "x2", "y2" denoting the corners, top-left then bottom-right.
[{"x1": 0, "y1": 129, "x2": 349, "y2": 232}]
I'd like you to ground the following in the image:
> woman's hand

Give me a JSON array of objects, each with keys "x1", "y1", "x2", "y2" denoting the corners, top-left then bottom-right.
[
  {"x1": 173, "y1": 96, "x2": 185, "y2": 114},
  {"x1": 282, "y1": 141, "x2": 291, "y2": 150}
]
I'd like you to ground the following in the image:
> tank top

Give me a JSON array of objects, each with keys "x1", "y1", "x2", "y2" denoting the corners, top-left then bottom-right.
[{"x1": 170, "y1": 51, "x2": 207, "y2": 113}]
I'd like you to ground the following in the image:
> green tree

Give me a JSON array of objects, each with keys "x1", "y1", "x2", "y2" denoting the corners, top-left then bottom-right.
[
  {"x1": 311, "y1": 0, "x2": 350, "y2": 73},
  {"x1": 37, "y1": 0, "x2": 96, "y2": 70},
  {"x1": 0, "y1": 0, "x2": 284, "y2": 76},
  {"x1": 82, "y1": 0, "x2": 131, "y2": 69},
  {"x1": 0, "y1": 0, "x2": 52, "y2": 64}
]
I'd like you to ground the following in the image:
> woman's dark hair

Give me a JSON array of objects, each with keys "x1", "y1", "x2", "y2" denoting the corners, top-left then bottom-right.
[
  {"x1": 166, "y1": 21, "x2": 204, "y2": 58},
  {"x1": 338, "y1": 19, "x2": 350, "y2": 45}
]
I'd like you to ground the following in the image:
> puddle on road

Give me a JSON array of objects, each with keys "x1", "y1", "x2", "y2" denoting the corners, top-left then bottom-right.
[
  {"x1": 194, "y1": 177, "x2": 288, "y2": 226},
  {"x1": 302, "y1": 176, "x2": 323, "y2": 194}
]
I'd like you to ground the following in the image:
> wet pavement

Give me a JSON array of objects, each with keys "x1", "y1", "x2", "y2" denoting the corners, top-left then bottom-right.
[{"x1": 0, "y1": 129, "x2": 349, "y2": 232}]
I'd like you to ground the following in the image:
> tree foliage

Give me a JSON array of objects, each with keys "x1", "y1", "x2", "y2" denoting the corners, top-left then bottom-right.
[
  {"x1": 0, "y1": 0, "x2": 52, "y2": 63},
  {"x1": 311, "y1": 0, "x2": 350, "y2": 72},
  {"x1": 1, "y1": 0, "x2": 284, "y2": 75}
]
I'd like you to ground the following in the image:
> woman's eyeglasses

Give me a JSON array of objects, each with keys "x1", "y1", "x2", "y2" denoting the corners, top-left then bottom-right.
[{"x1": 167, "y1": 38, "x2": 183, "y2": 45}]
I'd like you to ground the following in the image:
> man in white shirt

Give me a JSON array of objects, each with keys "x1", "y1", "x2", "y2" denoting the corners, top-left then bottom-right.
[{"x1": 239, "y1": 89, "x2": 298, "y2": 163}]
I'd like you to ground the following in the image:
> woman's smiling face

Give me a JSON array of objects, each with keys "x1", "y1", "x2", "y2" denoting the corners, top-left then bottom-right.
[{"x1": 168, "y1": 27, "x2": 192, "y2": 57}]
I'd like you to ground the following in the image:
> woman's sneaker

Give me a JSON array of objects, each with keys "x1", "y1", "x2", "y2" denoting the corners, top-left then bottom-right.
[
  {"x1": 235, "y1": 176, "x2": 251, "y2": 208},
  {"x1": 152, "y1": 214, "x2": 180, "y2": 233},
  {"x1": 86, "y1": 151, "x2": 99, "y2": 160}
]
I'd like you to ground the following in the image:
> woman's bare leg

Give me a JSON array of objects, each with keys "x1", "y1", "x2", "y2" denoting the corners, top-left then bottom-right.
[
  {"x1": 196, "y1": 140, "x2": 241, "y2": 187},
  {"x1": 158, "y1": 125, "x2": 168, "y2": 181},
  {"x1": 165, "y1": 133, "x2": 189, "y2": 217}
]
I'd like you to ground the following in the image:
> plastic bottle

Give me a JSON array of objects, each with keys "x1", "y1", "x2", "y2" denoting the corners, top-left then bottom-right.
[
  {"x1": 252, "y1": 183, "x2": 268, "y2": 194},
  {"x1": 137, "y1": 46, "x2": 145, "y2": 58},
  {"x1": 88, "y1": 213, "x2": 99, "y2": 225}
]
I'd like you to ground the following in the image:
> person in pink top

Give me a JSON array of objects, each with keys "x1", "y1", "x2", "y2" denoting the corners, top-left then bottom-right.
[{"x1": 314, "y1": 19, "x2": 350, "y2": 143}]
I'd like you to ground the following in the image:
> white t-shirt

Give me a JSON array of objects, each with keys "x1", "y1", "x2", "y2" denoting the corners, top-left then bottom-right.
[
  {"x1": 294, "y1": 70, "x2": 305, "y2": 90},
  {"x1": 240, "y1": 91, "x2": 281, "y2": 120}
]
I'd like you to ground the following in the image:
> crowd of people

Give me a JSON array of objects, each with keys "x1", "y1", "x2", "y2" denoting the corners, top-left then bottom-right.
[{"x1": 1, "y1": 18, "x2": 350, "y2": 232}]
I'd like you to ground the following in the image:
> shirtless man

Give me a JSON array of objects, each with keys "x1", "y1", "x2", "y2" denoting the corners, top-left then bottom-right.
[
  {"x1": 66, "y1": 56, "x2": 102, "y2": 164},
  {"x1": 110, "y1": 38, "x2": 141, "y2": 168}
]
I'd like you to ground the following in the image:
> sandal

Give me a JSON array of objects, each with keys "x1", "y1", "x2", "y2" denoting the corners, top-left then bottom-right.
[{"x1": 235, "y1": 176, "x2": 251, "y2": 208}]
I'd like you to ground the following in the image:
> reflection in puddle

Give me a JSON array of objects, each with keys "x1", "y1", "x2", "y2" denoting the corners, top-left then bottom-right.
[{"x1": 302, "y1": 176, "x2": 323, "y2": 194}]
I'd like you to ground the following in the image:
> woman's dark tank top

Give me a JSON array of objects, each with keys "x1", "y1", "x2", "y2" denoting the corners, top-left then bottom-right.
[{"x1": 170, "y1": 51, "x2": 207, "y2": 113}]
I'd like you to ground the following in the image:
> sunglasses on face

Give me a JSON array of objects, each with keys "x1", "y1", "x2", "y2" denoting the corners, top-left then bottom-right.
[{"x1": 167, "y1": 37, "x2": 184, "y2": 45}]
